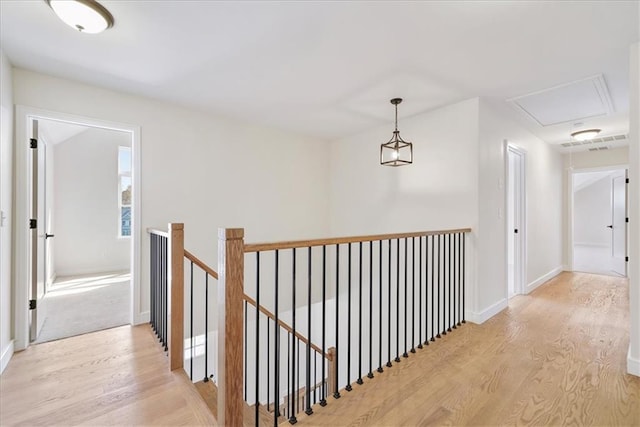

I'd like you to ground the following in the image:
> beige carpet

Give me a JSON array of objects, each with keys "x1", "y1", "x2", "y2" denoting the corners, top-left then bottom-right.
[{"x1": 35, "y1": 272, "x2": 130, "y2": 344}]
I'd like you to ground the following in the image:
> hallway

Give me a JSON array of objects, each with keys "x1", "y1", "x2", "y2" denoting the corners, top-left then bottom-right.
[{"x1": 0, "y1": 272, "x2": 637, "y2": 426}]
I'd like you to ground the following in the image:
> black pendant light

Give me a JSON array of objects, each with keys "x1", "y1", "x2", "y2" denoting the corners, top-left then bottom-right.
[{"x1": 380, "y1": 98, "x2": 413, "y2": 166}]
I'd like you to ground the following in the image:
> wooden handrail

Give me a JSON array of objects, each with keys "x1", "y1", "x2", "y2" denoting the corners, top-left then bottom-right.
[
  {"x1": 147, "y1": 227, "x2": 169, "y2": 238},
  {"x1": 243, "y1": 293, "x2": 331, "y2": 360},
  {"x1": 244, "y1": 227, "x2": 472, "y2": 252},
  {"x1": 184, "y1": 249, "x2": 219, "y2": 279}
]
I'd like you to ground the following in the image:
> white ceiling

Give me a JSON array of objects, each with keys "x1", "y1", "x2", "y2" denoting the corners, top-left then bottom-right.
[{"x1": 1, "y1": 1, "x2": 638, "y2": 145}]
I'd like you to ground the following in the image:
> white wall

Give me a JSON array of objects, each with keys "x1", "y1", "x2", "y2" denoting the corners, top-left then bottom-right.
[
  {"x1": 329, "y1": 98, "x2": 480, "y2": 318},
  {"x1": 564, "y1": 147, "x2": 629, "y2": 170},
  {"x1": 12, "y1": 68, "x2": 331, "y2": 327},
  {"x1": 0, "y1": 49, "x2": 14, "y2": 373},
  {"x1": 478, "y1": 100, "x2": 564, "y2": 303},
  {"x1": 573, "y1": 175, "x2": 612, "y2": 246},
  {"x1": 53, "y1": 127, "x2": 131, "y2": 276},
  {"x1": 628, "y1": 41, "x2": 639, "y2": 376}
]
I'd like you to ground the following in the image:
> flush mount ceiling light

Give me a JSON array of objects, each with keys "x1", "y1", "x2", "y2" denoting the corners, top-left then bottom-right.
[
  {"x1": 47, "y1": 0, "x2": 114, "y2": 34},
  {"x1": 570, "y1": 128, "x2": 601, "y2": 141},
  {"x1": 380, "y1": 98, "x2": 413, "y2": 167}
]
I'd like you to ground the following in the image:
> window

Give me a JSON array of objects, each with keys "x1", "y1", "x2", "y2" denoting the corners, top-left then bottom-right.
[{"x1": 118, "y1": 146, "x2": 132, "y2": 237}]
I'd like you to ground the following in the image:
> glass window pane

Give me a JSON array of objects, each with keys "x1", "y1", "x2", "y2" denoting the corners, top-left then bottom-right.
[
  {"x1": 120, "y1": 176, "x2": 132, "y2": 206},
  {"x1": 121, "y1": 207, "x2": 131, "y2": 237},
  {"x1": 118, "y1": 147, "x2": 131, "y2": 174}
]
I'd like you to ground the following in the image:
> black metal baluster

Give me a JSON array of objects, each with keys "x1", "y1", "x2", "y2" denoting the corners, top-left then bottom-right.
[
  {"x1": 245, "y1": 300, "x2": 248, "y2": 401},
  {"x1": 267, "y1": 317, "x2": 270, "y2": 413},
  {"x1": 334, "y1": 244, "x2": 340, "y2": 399},
  {"x1": 395, "y1": 239, "x2": 400, "y2": 363},
  {"x1": 445, "y1": 234, "x2": 451, "y2": 332},
  {"x1": 443, "y1": 234, "x2": 448, "y2": 336},
  {"x1": 457, "y1": 233, "x2": 462, "y2": 326},
  {"x1": 320, "y1": 245, "x2": 327, "y2": 405},
  {"x1": 274, "y1": 250, "x2": 280, "y2": 424},
  {"x1": 452, "y1": 234, "x2": 457, "y2": 330},
  {"x1": 150, "y1": 235, "x2": 154, "y2": 333},
  {"x1": 357, "y1": 242, "x2": 363, "y2": 385},
  {"x1": 462, "y1": 234, "x2": 466, "y2": 324},
  {"x1": 305, "y1": 247, "x2": 313, "y2": 414},
  {"x1": 430, "y1": 235, "x2": 435, "y2": 342},
  {"x1": 205, "y1": 272, "x2": 209, "y2": 381},
  {"x1": 287, "y1": 332, "x2": 290, "y2": 420},
  {"x1": 411, "y1": 237, "x2": 416, "y2": 354},
  {"x1": 255, "y1": 252, "x2": 260, "y2": 427},
  {"x1": 368, "y1": 241, "x2": 374, "y2": 379},
  {"x1": 296, "y1": 339, "x2": 300, "y2": 414},
  {"x1": 290, "y1": 248, "x2": 297, "y2": 423},
  {"x1": 403, "y1": 238, "x2": 408, "y2": 359},
  {"x1": 425, "y1": 235, "x2": 430, "y2": 346},
  {"x1": 418, "y1": 236, "x2": 423, "y2": 349},
  {"x1": 437, "y1": 235, "x2": 442, "y2": 339},
  {"x1": 190, "y1": 260, "x2": 194, "y2": 379},
  {"x1": 387, "y1": 239, "x2": 392, "y2": 368},
  {"x1": 378, "y1": 240, "x2": 384, "y2": 373},
  {"x1": 346, "y1": 243, "x2": 352, "y2": 392}
]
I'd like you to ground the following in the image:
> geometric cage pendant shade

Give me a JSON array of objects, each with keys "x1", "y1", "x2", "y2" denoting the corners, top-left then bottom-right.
[{"x1": 380, "y1": 98, "x2": 413, "y2": 166}]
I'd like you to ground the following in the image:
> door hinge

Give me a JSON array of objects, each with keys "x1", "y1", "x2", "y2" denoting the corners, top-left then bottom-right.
[
  {"x1": 29, "y1": 138, "x2": 37, "y2": 149},
  {"x1": 29, "y1": 219, "x2": 37, "y2": 229},
  {"x1": 626, "y1": 256, "x2": 629, "y2": 262},
  {"x1": 29, "y1": 299, "x2": 36, "y2": 310},
  {"x1": 626, "y1": 178, "x2": 629, "y2": 184}
]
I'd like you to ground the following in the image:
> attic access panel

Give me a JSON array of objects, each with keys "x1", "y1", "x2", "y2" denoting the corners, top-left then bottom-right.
[{"x1": 508, "y1": 75, "x2": 613, "y2": 127}]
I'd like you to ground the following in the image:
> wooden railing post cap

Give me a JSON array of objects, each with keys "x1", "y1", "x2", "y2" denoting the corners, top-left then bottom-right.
[
  {"x1": 218, "y1": 228, "x2": 244, "y2": 240},
  {"x1": 169, "y1": 223, "x2": 184, "y2": 230}
]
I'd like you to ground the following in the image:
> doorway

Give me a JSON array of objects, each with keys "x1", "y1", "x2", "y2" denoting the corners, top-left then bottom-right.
[
  {"x1": 571, "y1": 168, "x2": 627, "y2": 277},
  {"x1": 14, "y1": 106, "x2": 141, "y2": 350},
  {"x1": 506, "y1": 144, "x2": 526, "y2": 298},
  {"x1": 32, "y1": 118, "x2": 134, "y2": 343}
]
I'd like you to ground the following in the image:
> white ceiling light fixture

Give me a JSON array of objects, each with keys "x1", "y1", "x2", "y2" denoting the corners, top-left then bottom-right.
[
  {"x1": 47, "y1": 0, "x2": 114, "y2": 34},
  {"x1": 571, "y1": 128, "x2": 601, "y2": 141}
]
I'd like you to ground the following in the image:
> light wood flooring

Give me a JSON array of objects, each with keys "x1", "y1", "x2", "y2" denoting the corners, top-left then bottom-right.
[
  {"x1": 0, "y1": 325, "x2": 215, "y2": 426},
  {"x1": 0, "y1": 272, "x2": 637, "y2": 426},
  {"x1": 294, "y1": 272, "x2": 639, "y2": 426}
]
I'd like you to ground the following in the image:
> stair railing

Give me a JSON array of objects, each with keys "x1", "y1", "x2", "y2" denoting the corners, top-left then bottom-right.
[{"x1": 219, "y1": 226, "x2": 472, "y2": 426}]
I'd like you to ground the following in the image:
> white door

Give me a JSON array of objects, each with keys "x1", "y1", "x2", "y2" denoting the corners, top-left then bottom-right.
[
  {"x1": 29, "y1": 119, "x2": 41, "y2": 341},
  {"x1": 611, "y1": 171, "x2": 627, "y2": 276},
  {"x1": 507, "y1": 145, "x2": 526, "y2": 297}
]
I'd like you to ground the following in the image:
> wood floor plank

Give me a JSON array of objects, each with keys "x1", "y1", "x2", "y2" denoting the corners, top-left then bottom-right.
[
  {"x1": 293, "y1": 272, "x2": 640, "y2": 426},
  {"x1": 1, "y1": 272, "x2": 637, "y2": 426},
  {"x1": 0, "y1": 325, "x2": 216, "y2": 426}
]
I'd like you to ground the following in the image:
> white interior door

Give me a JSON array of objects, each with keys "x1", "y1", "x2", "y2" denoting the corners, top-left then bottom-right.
[
  {"x1": 507, "y1": 145, "x2": 526, "y2": 297},
  {"x1": 611, "y1": 171, "x2": 627, "y2": 276},
  {"x1": 29, "y1": 119, "x2": 40, "y2": 341}
]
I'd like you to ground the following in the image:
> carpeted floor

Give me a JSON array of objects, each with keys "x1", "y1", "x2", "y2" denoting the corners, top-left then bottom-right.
[{"x1": 35, "y1": 271, "x2": 131, "y2": 344}]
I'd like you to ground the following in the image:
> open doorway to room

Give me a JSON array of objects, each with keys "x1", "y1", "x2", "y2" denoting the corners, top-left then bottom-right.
[
  {"x1": 31, "y1": 118, "x2": 133, "y2": 343},
  {"x1": 14, "y1": 106, "x2": 141, "y2": 350},
  {"x1": 571, "y1": 168, "x2": 628, "y2": 277}
]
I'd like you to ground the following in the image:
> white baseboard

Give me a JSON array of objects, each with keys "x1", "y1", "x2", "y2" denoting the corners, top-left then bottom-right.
[
  {"x1": 527, "y1": 266, "x2": 563, "y2": 294},
  {"x1": 134, "y1": 310, "x2": 150, "y2": 325},
  {"x1": 466, "y1": 298, "x2": 508, "y2": 324},
  {"x1": 628, "y1": 348, "x2": 640, "y2": 377},
  {"x1": 1, "y1": 340, "x2": 14, "y2": 374}
]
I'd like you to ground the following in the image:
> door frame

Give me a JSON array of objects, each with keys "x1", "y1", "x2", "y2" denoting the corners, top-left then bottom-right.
[
  {"x1": 567, "y1": 164, "x2": 628, "y2": 274},
  {"x1": 505, "y1": 142, "x2": 527, "y2": 297},
  {"x1": 14, "y1": 105, "x2": 142, "y2": 350}
]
